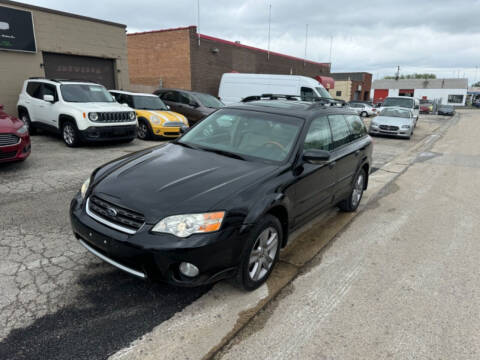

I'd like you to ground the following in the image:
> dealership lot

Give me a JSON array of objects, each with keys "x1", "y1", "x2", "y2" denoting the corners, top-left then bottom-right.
[{"x1": 0, "y1": 114, "x2": 452, "y2": 359}]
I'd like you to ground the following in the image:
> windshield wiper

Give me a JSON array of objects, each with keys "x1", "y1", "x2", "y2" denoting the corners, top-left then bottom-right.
[{"x1": 198, "y1": 147, "x2": 246, "y2": 161}]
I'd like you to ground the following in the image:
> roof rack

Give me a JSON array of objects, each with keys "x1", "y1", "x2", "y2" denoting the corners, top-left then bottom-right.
[
  {"x1": 242, "y1": 94, "x2": 302, "y2": 102},
  {"x1": 28, "y1": 77, "x2": 61, "y2": 82},
  {"x1": 27, "y1": 77, "x2": 100, "y2": 85}
]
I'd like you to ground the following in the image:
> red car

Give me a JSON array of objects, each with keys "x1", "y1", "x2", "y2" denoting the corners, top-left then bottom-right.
[{"x1": 0, "y1": 104, "x2": 31, "y2": 163}]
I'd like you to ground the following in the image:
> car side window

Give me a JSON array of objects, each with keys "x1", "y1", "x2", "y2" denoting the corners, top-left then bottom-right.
[
  {"x1": 26, "y1": 82, "x2": 42, "y2": 99},
  {"x1": 161, "y1": 91, "x2": 178, "y2": 102},
  {"x1": 124, "y1": 95, "x2": 134, "y2": 108},
  {"x1": 178, "y1": 92, "x2": 193, "y2": 105},
  {"x1": 304, "y1": 116, "x2": 333, "y2": 151},
  {"x1": 301, "y1": 87, "x2": 315, "y2": 101},
  {"x1": 344, "y1": 114, "x2": 367, "y2": 140},
  {"x1": 42, "y1": 83, "x2": 58, "y2": 101},
  {"x1": 328, "y1": 115, "x2": 352, "y2": 148}
]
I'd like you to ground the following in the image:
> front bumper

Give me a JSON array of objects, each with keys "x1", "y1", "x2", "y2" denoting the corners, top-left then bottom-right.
[
  {"x1": 0, "y1": 134, "x2": 31, "y2": 163},
  {"x1": 79, "y1": 125, "x2": 137, "y2": 142},
  {"x1": 70, "y1": 195, "x2": 247, "y2": 286},
  {"x1": 369, "y1": 126, "x2": 411, "y2": 138},
  {"x1": 151, "y1": 124, "x2": 188, "y2": 138}
]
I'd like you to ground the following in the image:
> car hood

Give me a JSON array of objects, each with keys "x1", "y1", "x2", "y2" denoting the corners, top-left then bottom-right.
[
  {"x1": 136, "y1": 110, "x2": 188, "y2": 124},
  {"x1": 375, "y1": 116, "x2": 413, "y2": 126},
  {"x1": 67, "y1": 102, "x2": 134, "y2": 112},
  {"x1": 0, "y1": 111, "x2": 23, "y2": 132},
  {"x1": 91, "y1": 143, "x2": 278, "y2": 223}
]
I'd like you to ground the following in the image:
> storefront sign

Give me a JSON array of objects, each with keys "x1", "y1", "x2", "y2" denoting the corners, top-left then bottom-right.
[{"x1": 0, "y1": 6, "x2": 36, "y2": 53}]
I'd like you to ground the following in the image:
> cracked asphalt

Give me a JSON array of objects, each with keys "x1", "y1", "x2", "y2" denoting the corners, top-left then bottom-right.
[{"x1": 0, "y1": 115, "x2": 448, "y2": 360}]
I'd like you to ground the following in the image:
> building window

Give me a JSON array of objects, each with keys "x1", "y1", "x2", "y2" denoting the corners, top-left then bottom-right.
[
  {"x1": 448, "y1": 95, "x2": 463, "y2": 103},
  {"x1": 336, "y1": 91, "x2": 342, "y2": 96}
]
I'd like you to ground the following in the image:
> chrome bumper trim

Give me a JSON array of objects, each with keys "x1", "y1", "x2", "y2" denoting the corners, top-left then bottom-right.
[
  {"x1": 86, "y1": 198, "x2": 137, "y2": 235},
  {"x1": 79, "y1": 239, "x2": 146, "y2": 279}
]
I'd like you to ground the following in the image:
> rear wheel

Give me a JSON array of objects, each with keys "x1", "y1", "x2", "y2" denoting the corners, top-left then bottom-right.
[
  {"x1": 360, "y1": 111, "x2": 368, "y2": 117},
  {"x1": 236, "y1": 215, "x2": 282, "y2": 291},
  {"x1": 62, "y1": 120, "x2": 81, "y2": 147},
  {"x1": 21, "y1": 112, "x2": 36, "y2": 135},
  {"x1": 338, "y1": 169, "x2": 366, "y2": 212}
]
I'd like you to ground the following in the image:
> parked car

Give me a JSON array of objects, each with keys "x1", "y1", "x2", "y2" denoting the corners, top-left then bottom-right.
[
  {"x1": 419, "y1": 102, "x2": 433, "y2": 114},
  {"x1": 70, "y1": 100, "x2": 372, "y2": 290},
  {"x1": 348, "y1": 102, "x2": 376, "y2": 117},
  {"x1": 17, "y1": 78, "x2": 137, "y2": 147},
  {"x1": 154, "y1": 89, "x2": 224, "y2": 125},
  {"x1": 379, "y1": 96, "x2": 420, "y2": 121},
  {"x1": 437, "y1": 105, "x2": 455, "y2": 116},
  {"x1": 109, "y1": 90, "x2": 189, "y2": 140},
  {"x1": 218, "y1": 73, "x2": 332, "y2": 105},
  {"x1": 369, "y1": 107, "x2": 416, "y2": 139},
  {"x1": 0, "y1": 104, "x2": 31, "y2": 163},
  {"x1": 473, "y1": 101, "x2": 480, "y2": 108}
]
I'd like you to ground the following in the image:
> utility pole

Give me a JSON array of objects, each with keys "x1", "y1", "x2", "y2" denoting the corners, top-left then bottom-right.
[
  {"x1": 304, "y1": 24, "x2": 308, "y2": 66},
  {"x1": 197, "y1": 0, "x2": 200, "y2": 46},
  {"x1": 329, "y1": 35, "x2": 333, "y2": 65},
  {"x1": 267, "y1": 3, "x2": 271, "y2": 60},
  {"x1": 395, "y1": 66, "x2": 400, "y2": 80}
]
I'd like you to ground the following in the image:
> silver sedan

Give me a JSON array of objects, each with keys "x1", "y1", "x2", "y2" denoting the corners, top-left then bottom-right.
[{"x1": 368, "y1": 107, "x2": 416, "y2": 139}]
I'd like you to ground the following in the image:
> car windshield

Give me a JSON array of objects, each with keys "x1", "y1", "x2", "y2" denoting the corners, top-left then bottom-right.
[
  {"x1": 132, "y1": 95, "x2": 168, "y2": 110},
  {"x1": 194, "y1": 93, "x2": 224, "y2": 109},
  {"x1": 60, "y1": 84, "x2": 114, "y2": 103},
  {"x1": 440, "y1": 105, "x2": 453, "y2": 110},
  {"x1": 178, "y1": 109, "x2": 303, "y2": 163},
  {"x1": 315, "y1": 87, "x2": 332, "y2": 99},
  {"x1": 380, "y1": 108, "x2": 411, "y2": 118},
  {"x1": 383, "y1": 97, "x2": 414, "y2": 108}
]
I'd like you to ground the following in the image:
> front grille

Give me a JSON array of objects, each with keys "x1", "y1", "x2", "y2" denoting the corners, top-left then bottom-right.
[
  {"x1": 163, "y1": 122, "x2": 185, "y2": 128},
  {"x1": 0, "y1": 134, "x2": 20, "y2": 147},
  {"x1": 96, "y1": 112, "x2": 133, "y2": 123},
  {"x1": 164, "y1": 132, "x2": 180, "y2": 136},
  {"x1": 379, "y1": 125, "x2": 399, "y2": 131},
  {"x1": 88, "y1": 196, "x2": 145, "y2": 233},
  {"x1": 0, "y1": 150, "x2": 17, "y2": 159}
]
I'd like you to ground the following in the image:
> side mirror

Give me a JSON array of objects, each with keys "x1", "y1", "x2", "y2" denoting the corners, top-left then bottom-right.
[
  {"x1": 121, "y1": 103, "x2": 129, "y2": 107},
  {"x1": 190, "y1": 101, "x2": 199, "y2": 108},
  {"x1": 43, "y1": 94, "x2": 55, "y2": 103},
  {"x1": 303, "y1": 149, "x2": 330, "y2": 164}
]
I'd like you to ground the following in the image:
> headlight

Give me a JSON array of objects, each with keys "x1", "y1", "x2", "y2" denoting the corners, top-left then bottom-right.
[
  {"x1": 129, "y1": 111, "x2": 136, "y2": 120},
  {"x1": 150, "y1": 114, "x2": 161, "y2": 124},
  {"x1": 88, "y1": 112, "x2": 98, "y2": 121},
  {"x1": 152, "y1": 212, "x2": 225, "y2": 238},
  {"x1": 401, "y1": 125, "x2": 411, "y2": 129},
  {"x1": 80, "y1": 177, "x2": 91, "y2": 199},
  {"x1": 16, "y1": 124, "x2": 28, "y2": 134}
]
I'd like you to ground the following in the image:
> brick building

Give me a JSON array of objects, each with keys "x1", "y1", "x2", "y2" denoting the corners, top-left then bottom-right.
[
  {"x1": 127, "y1": 26, "x2": 331, "y2": 96},
  {"x1": 0, "y1": 0, "x2": 130, "y2": 114},
  {"x1": 328, "y1": 72, "x2": 372, "y2": 102}
]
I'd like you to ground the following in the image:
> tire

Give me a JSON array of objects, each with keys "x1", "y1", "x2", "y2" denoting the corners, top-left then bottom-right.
[
  {"x1": 236, "y1": 215, "x2": 282, "y2": 291},
  {"x1": 62, "y1": 120, "x2": 81, "y2": 147},
  {"x1": 137, "y1": 118, "x2": 152, "y2": 140},
  {"x1": 360, "y1": 111, "x2": 368, "y2": 117},
  {"x1": 338, "y1": 169, "x2": 366, "y2": 212},
  {"x1": 21, "y1": 112, "x2": 36, "y2": 135}
]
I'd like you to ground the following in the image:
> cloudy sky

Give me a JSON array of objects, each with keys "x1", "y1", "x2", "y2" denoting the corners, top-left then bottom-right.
[{"x1": 22, "y1": 0, "x2": 480, "y2": 84}]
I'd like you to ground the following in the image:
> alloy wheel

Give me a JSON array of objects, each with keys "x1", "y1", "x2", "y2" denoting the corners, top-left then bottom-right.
[
  {"x1": 63, "y1": 124, "x2": 75, "y2": 145},
  {"x1": 351, "y1": 173, "x2": 364, "y2": 208},
  {"x1": 248, "y1": 227, "x2": 279, "y2": 281},
  {"x1": 138, "y1": 123, "x2": 148, "y2": 139}
]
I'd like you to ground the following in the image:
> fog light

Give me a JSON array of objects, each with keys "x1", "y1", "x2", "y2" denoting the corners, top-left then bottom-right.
[{"x1": 179, "y1": 262, "x2": 199, "y2": 277}]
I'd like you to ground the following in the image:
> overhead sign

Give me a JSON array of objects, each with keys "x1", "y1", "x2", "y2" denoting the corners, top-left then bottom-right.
[{"x1": 0, "y1": 6, "x2": 36, "y2": 53}]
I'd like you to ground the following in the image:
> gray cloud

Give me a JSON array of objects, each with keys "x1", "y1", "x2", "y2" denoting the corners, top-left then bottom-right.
[{"x1": 21, "y1": 0, "x2": 480, "y2": 83}]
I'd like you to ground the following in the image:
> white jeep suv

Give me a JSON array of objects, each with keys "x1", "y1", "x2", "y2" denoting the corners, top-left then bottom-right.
[{"x1": 17, "y1": 78, "x2": 137, "y2": 147}]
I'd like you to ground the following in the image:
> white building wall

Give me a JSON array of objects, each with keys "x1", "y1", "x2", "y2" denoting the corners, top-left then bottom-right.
[
  {"x1": 413, "y1": 88, "x2": 467, "y2": 105},
  {"x1": 388, "y1": 89, "x2": 399, "y2": 97}
]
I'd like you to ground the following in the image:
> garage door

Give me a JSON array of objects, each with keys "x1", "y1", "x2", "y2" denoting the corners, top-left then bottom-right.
[
  {"x1": 373, "y1": 89, "x2": 388, "y2": 104},
  {"x1": 43, "y1": 52, "x2": 116, "y2": 89}
]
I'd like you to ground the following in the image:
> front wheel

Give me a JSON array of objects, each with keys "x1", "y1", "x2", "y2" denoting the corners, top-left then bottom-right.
[
  {"x1": 62, "y1": 120, "x2": 81, "y2": 147},
  {"x1": 137, "y1": 119, "x2": 152, "y2": 140},
  {"x1": 21, "y1": 112, "x2": 36, "y2": 135},
  {"x1": 360, "y1": 111, "x2": 368, "y2": 117},
  {"x1": 236, "y1": 215, "x2": 282, "y2": 291},
  {"x1": 338, "y1": 169, "x2": 366, "y2": 212}
]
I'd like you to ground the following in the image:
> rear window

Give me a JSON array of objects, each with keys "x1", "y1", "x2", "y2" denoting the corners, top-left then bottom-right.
[{"x1": 383, "y1": 97, "x2": 414, "y2": 108}]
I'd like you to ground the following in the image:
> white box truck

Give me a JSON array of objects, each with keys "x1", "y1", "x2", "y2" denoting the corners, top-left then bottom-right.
[{"x1": 218, "y1": 73, "x2": 332, "y2": 105}]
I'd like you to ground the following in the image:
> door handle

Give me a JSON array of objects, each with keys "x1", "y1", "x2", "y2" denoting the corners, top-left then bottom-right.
[{"x1": 329, "y1": 161, "x2": 336, "y2": 169}]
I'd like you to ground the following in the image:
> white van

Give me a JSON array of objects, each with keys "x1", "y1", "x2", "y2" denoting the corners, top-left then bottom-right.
[
  {"x1": 380, "y1": 96, "x2": 420, "y2": 120},
  {"x1": 218, "y1": 73, "x2": 332, "y2": 105}
]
